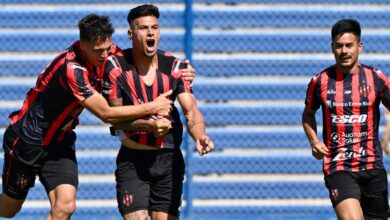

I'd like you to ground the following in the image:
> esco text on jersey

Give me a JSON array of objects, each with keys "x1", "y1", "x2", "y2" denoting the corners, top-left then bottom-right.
[{"x1": 331, "y1": 114, "x2": 367, "y2": 124}]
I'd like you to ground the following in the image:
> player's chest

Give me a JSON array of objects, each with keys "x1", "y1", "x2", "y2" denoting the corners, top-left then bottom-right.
[{"x1": 319, "y1": 77, "x2": 377, "y2": 111}]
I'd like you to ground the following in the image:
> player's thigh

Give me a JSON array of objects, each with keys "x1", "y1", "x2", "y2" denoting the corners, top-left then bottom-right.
[
  {"x1": 116, "y1": 156, "x2": 150, "y2": 216},
  {"x1": 324, "y1": 171, "x2": 361, "y2": 208},
  {"x1": 2, "y1": 148, "x2": 37, "y2": 201},
  {"x1": 149, "y1": 149, "x2": 185, "y2": 218},
  {"x1": 150, "y1": 211, "x2": 177, "y2": 220},
  {"x1": 360, "y1": 169, "x2": 389, "y2": 219},
  {"x1": 38, "y1": 137, "x2": 79, "y2": 200},
  {"x1": 334, "y1": 198, "x2": 363, "y2": 220}
]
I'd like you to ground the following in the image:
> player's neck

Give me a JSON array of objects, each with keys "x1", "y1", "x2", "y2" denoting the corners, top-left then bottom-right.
[
  {"x1": 336, "y1": 63, "x2": 359, "y2": 75},
  {"x1": 132, "y1": 52, "x2": 158, "y2": 76}
]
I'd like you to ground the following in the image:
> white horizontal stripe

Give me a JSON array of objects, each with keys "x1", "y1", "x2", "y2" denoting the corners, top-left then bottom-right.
[
  {"x1": 194, "y1": 3, "x2": 390, "y2": 11},
  {"x1": 18, "y1": 198, "x2": 335, "y2": 208},
  {"x1": 192, "y1": 198, "x2": 333, "y2": 206},
  {"x1": 193, "y1": 174, "x2": 324, "y2": 182},
  {"x1": 2, "y1": 4, "x2": 184, "y2": 11}
]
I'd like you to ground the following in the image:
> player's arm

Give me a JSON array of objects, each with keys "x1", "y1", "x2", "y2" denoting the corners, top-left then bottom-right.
[
  {"x1": 377, "y1": 71, "x2": 390, "y2": 154},
  {"x1": 106, "y1": 99, "x2": 172, "y2": 137},
  {"x1": 177, "y1": 92, "x2": 214, "y2": 156},
  {"x1": 302, "y1": 74, "x2": 327, "y2": 159},
  {"x1": 302, "y1": 106, "x2": 328, "y2": 159},
  {"x1": 81, "y1": 90, "x2": 172, "y2": 124},
  {"x1": 181, "y1": 59, "x2": 195, "y2": 84},
  {"x1": 381, "y1": 111, "x2": 390, "y2": 154}
]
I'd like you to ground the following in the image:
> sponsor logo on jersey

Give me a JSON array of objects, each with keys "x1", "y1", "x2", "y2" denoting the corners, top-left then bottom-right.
[
  {"x1": 333, "y1": 147, "x2": 367, "y2": 161},
  {"x1": 344, "y1": 90, "x2": 352, "y2": 95},
  {"x1": 330, "y1": 131, "x2": 368, "y2": 144},
  {"x1": 331, "y1": 114, "x2": 367, "y2": 124},
  {"x1": 325, "y1": 101, "x2": 371, "y2": 108}
]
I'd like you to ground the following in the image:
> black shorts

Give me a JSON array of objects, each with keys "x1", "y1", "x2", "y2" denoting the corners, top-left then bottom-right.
[
  {"x1": 2, "y1": 126, "x2": 78, "y2": 200},
  {"x1": 115, "y1": 147, "x2": 185, "y2": 217},
  {"x1": 324, "y1": 169, "x2": 389, "y2": 218}
]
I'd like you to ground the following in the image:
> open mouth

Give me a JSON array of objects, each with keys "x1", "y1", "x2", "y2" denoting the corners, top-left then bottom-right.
[{"x1": 146, "y1": 39, "x2": 155, "y2": 48}]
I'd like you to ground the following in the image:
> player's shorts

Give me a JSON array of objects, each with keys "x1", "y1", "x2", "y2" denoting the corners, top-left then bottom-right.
[
  {"x1": 2, "y1": 126, "x2": 78, "y2": 200},
  {"x1": 324, "y1": 169, "x2": 389, "y2": 218},
  {"x1": 115, "y1": 147, "x2": 185, "y2": 217}
]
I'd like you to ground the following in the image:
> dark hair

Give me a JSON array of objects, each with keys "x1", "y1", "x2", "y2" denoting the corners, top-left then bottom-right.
[
  {"x1": 78, "y1": 14, "x2": 114, "y2": 42},
  {"x1": 331, "y1": 19, "x2": 361, "y2": 42},
  {"x1": 127, "y1": 4, "x2": 160, "y2": 27}
]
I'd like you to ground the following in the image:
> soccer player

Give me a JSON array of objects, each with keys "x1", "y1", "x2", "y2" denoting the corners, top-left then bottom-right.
[
  {"x1": 102, "y1": 4, "x2": 214, "y2": 220},
  {"x1": 0, "y1": 14, "x2": 176, "y2": 219},
  {"x1": 302, "y1": 19, "x2": 389, "y2": 220}
]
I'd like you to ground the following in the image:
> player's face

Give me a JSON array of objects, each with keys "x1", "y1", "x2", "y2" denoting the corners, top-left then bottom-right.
[
  {"x1": 129, "y1": 16, "x2": 160, "y2": 58},
  {"x1": 332, "y1": 33, "x2": 362, "y2": 73},
  {"x1": 80, "y1": 37, "x2": 112, "y2": 68}
]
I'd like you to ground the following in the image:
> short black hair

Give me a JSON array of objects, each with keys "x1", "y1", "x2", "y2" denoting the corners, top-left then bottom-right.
[
  {"x1": 78, "y1": 14, "x2": 114, "y2": 42},
  {"x1": 127, "y1": 4, "x2": 160, "y2": 27},
  {"x1": 331, "y1": 19, "x2": 361, "y2": 42}
]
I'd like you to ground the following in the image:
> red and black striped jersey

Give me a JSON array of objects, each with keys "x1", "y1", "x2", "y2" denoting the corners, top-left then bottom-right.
[
  {"x1": 305, "y1": 64, "x2": 390, "y2": 175},
  {"x1": 9, "y1": 41, "x2": 103, "y2": 146},
  {"x1": 102, "y1": 48, "x2": 192, "y2": 149}
]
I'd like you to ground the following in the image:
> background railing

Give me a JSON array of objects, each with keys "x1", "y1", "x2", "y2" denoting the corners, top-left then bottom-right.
[{"x1": 2, "y1": 1, "x2": 390, "y2": 219}]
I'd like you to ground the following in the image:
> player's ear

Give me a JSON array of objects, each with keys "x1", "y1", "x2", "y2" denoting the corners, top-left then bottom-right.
[{"x1": 128, "y1": 29, "x2": 133, "y2": 39}]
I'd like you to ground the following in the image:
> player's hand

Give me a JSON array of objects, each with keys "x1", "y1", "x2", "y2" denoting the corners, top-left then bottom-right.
[
  {"x1": 311, "y1": 141, "x2": 328, "y2": 160},
  {"x1": 153, "y1": 90, "x2": 173, "y2": 117},
  {"x1": 152, "y1": 117, "x2": 172, "y2": 137},
  {"x1": 181, "y1": 59, "x2": 195, "y2": 84},
  {"x1": 195, "y1": 135, "x2": 214, "y2": 156}
]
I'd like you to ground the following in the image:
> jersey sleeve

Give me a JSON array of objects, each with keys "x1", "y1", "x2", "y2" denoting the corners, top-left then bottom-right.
[
  {"x1": 66, "y1": 63, "x2": 96, "y2": 102},
  {"x1": 171, "y1": 59, "x2": 192, "y2": 95},
  {"x1": 102, "y1": 56, "x2": 123, "y2": 103},
  {"x1": 304, "y1": 74, "x2": 321, "y2": 111},
  {"x1": 377, "y1": 70, "x2": 390, "y2": 110}
]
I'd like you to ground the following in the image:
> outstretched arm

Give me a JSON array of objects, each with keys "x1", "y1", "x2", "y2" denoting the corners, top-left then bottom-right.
[
  {"x1": 178, "y1": 92, "x2": 214, "y2": 156},
  {"x1": 302, "y1": 106, "x2": 328, "y2": 160}
]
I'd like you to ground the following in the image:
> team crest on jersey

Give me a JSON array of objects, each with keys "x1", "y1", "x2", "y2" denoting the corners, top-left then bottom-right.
[
  {"x1": 16, "y1": 174, "x2": 28, "y2": 190},
  {"x1": 122, "y1": 191, "x2": 133, "y2": 207},
  {"x1": 358, "y1": 81, "x2": 371, "y2": 97}
]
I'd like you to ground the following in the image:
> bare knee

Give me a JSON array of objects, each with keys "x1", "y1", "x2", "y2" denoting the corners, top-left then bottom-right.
[{"x1": 52, "y1": 199, "x2": 76, "y2": 217}]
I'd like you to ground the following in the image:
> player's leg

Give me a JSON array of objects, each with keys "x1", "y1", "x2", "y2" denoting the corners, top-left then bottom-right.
[
  {"x1": 116, "y1": 148, "x2": 152, "y2": 220},
  {"x1": 45, "y1": 184, "x2": 77, "y2": 220},
  {"x1": 334, "y1": 198, "x2": 363, "y2": 220},
  {"x1": 0, "y1": 157, "x2": 36, "y2": 217},
  {"x1": 0, "y1": 193, "x2": 25, "y2": 218},
  {"x1": 325, "y1": 171, "x2": 363, "y2": 220},
  {"x1": 0, "y1": 129, "x2": 36, "y2": 218},
  {"x1": 150, "y1": 149, "x2": 185, "y2": 220},
  {"x1": 360, "y1": 169, "x2": 388, "y2": 220},
  {"x1": 40, "y1": 132, "x2": 78, "y2": 220}
]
